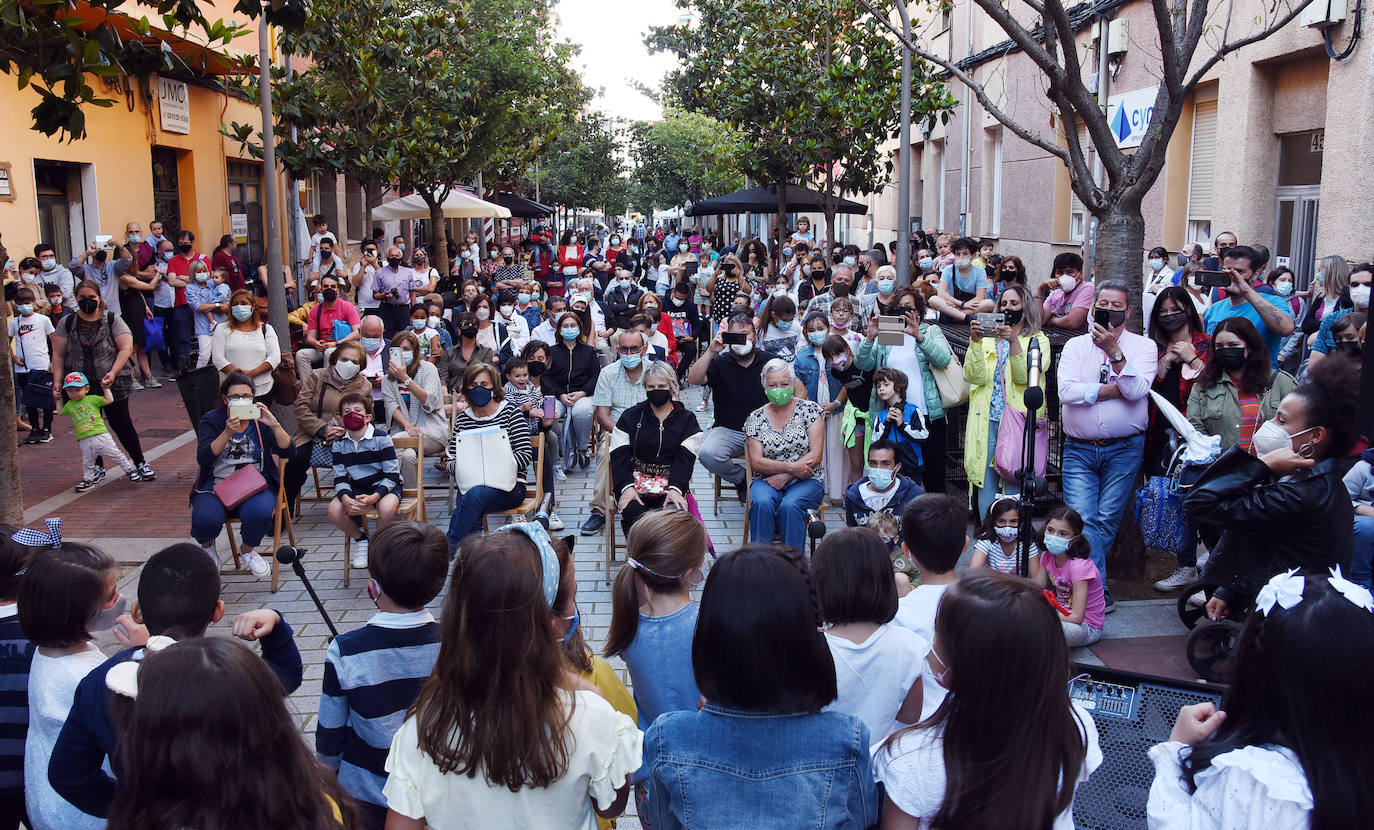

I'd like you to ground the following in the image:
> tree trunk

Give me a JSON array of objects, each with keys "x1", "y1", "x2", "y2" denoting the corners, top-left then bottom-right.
[
  {"x1": 1091, "y1": 199, "x2": 1147, "y2": 332},
  {"x1": 0, "y1": 301, "x2": 22, "y2": 525},
  {"x1": 425, "y1": 194, "x2": 450, "y2": 278}
]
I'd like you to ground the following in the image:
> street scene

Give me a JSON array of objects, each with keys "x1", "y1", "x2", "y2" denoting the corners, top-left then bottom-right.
[{"x1": 2, "y1": 0, "x2": 1373, "y2": 828}]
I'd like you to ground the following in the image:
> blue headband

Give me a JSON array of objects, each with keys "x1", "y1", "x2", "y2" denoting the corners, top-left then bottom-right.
[
  {"x1": 11, "y1": 517, "x2": 62, "y2": 550},
  {"x1": 497, "y1": 522, "x2": 560, "y2": 608}
]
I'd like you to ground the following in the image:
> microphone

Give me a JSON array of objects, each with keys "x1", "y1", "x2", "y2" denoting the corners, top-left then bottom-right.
[
  {"x1": 274, "y1": 545, "x2": 340, "y2": 640},
  {"x1": 1024, "y1": 336, "x2": 1044, "y2": 411},
  {"x1": 805, "y1": 510, "x2": 828, "y2": 540}
]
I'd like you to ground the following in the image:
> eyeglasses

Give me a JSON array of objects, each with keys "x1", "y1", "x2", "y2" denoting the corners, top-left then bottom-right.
[{"x1": 616, "y1": 346, "x2": 642, "y2": 354}]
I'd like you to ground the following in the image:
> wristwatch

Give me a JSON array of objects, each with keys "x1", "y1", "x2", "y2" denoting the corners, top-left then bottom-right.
[{"x1": 1110, "y1": 352, "x2": 1125, "y2": 363}]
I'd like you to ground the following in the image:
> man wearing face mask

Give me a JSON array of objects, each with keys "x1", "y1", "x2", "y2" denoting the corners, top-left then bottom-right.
[
  {"x1": 603, "y1": 269, "x2": 644, "y2": 332},
  {"x1": 1202, "y1": 245, "x2": 1294, "y2": 369},
  {"x1": 687, "y1": 312, "x2": 805, "y2": 503},
  {"x1": 492, "y1": 247, "x2": 525, "y2": 294},
  {"x1": 579, "y1": 331, "x2": 651, "y2": 535},
  {"x1": 1057, "y1": 280, "x2": 1158, "y2": 613},
  {"x1": 1201, "y1": 231, "x2": 1238, "y2": 271},
  {"x1": 372, "y1": 247, "x2": 417, "y2": 338},
  {"x1": 1308, "y1": 262, "x2": 1373, "y2": 367},
  {"x1": 70, "y1": 239, "x2": 132, "y2": 317},
  {"x1": 797, "y1": 255, "x2": 831, "y2": 307},
  {"x1": 1038, "y1": 252, "x2": 1094, "y2": 332},
  {"x1": 803, "y1": 263, "x2": 877, "y2": 321},
  {"x1": 357, "y1": 315, "x2": 389, "y2": 422},
  {"x1": 308, "y1": 237, "x2": 346, "y2": 286},
  {"x1": 34, "y1": 243, "x2": 77, "y2": 312},
  {"x1": 164, "y1": 230, "x2": 208, "y2": 373},
  {"x1": 297, "y1": 275, "x2": 362, "y2": 383}
]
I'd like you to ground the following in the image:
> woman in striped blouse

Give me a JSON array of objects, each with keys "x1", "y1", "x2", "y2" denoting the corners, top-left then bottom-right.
[{"x1": 446, "y1": 362, "x2": 533, "y2": 553}]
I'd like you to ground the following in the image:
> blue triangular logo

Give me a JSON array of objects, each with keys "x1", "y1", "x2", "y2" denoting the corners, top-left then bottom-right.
[{"x1": 1112, "y1": 106, "x2": 1132, "y2": 143}]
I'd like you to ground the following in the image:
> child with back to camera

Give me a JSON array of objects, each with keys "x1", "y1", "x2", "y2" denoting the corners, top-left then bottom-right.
[
  {"x1": 892, "y1": 494, "x2": 967, "y2": 721},
  {"x1": 0, "y1": 527, "x2": 39, "y2": 830}
]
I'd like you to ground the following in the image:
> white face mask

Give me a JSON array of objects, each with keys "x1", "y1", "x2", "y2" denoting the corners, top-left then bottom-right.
[
  {"x1": 955, "y1": 257, "x2": 972, "y2": 269},
  {"x1": 500, "y1": 305, "x2": 515, "y2": 318},
  {"x1": 1350, "y1": 284, "x2": 1371, "y2": 309},
  {"x1": 994, "y1": 526, "x2": 1019, "y2": 543},
  {"x1": 1058, "y1": 274, "x2": 1078, "y2": 292},
  {"x1": 476, "y1": 308, "x2": 491, "y2": 321},
  {"x1": 730, "y1": 339, "x2": 754, "y2": 357},
  {"x1": 334, "y1": 359, "x2": 361, "y2": 380},
  {"x1": 1250, "y1": 419, "x2": 1316, "y2": 458}
]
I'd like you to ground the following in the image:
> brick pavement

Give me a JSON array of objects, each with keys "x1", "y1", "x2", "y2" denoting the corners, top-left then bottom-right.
[{"x1": 22, "y1": 381, "x2": 1184, "y2": 828}]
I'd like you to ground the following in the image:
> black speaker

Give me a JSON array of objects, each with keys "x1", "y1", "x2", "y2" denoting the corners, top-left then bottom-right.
[{"x1": 1070, "y1": 663, "x2": 1223, "y2": 830}]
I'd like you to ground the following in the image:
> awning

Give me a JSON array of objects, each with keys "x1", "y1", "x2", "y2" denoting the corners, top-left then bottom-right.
[
  {"x1": 45, "y1": 0, "x2": 256, "y2": 77},
  {"x1": 370, "y1": 191, "x2": 512, "y2": 221},
  {"x1": 686, "y1": 183, "x2": 867, "y2": 216},
  {"x1": 492, "y1": 191, "x2": 553, "y2": 219}
]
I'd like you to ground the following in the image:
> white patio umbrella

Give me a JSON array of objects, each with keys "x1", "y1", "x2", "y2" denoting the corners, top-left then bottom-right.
[{"x1": 369, "y1": 190, "x2": 511, "y2": 220}]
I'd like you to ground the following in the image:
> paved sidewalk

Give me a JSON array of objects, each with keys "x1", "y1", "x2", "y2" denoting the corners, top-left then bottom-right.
[{"x1": 26, "y1": 382, "x2": 1188, "y2": 828}]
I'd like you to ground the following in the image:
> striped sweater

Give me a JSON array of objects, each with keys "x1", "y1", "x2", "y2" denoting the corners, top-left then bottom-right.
[
  {"x1": 446, "y1": 399, "x2": 533, "y2": 478},
  {"x1": 316, "y1": 611, "x2": 440, "y2": 812},
  {"x1": 331, "y1": 424, "x2": 402, "y2": 498},
  {"x1": 0, "y1": 607, "x2": 34, "y2": 795}
]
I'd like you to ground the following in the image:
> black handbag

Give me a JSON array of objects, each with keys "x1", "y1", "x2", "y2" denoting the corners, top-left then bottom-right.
[{"x1": 21, "y1": 370, "x2": 54, "y2": 411}]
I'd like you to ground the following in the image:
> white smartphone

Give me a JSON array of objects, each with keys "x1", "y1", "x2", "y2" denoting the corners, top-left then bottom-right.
[{"x1": 229, "y1": 402, "x2": 261, "y2": 421}]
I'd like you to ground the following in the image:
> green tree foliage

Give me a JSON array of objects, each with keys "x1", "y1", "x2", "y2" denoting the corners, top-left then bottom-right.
[
  {"x1": 0, "y1": 0, "x2": 305, "y2": 140},
  {"x1": 627, "y1": 108, "x2": 744, "y2": 213},
  {"x1": 539, "y1": 118, "x2": 630, "y2": 225},
  {"x1": 647, "y1": 0, "x2": 954, "y2": 234}
]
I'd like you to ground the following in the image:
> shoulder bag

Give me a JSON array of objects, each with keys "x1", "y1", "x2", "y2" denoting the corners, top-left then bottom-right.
[
  {"x1": 452, "y1": 423, "x2": 518, "y2": 492},
  {"x1": 213, "y1": 423, "x2": 269, "y2": 509},
  {"x1": 928, "y1": 343, "x2": 969, "y2": 409}
]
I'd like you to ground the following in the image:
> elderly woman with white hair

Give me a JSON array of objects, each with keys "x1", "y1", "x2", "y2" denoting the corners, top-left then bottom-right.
[
  {"x1": 610, "y1": 360, "x2": 705, "y2": 533},
  {"x1": 744, "y1": 358, "x2": 827, "y2": 549}
]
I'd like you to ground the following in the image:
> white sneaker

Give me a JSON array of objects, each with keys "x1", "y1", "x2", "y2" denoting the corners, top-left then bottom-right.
[
  {"x1": 1154, "y1": 566, "x2": 1199, "y2": 592},
  {"x1": 1186, "y1": 590, "x2": 1208, "y2": 609},
  {"x1": 351, "y1": 537, "x2": 369, "y2": 569},
  {"x1": 242, "y1": 550, "x2": 271, "y2": 579},
  {"x1": 553, "y1": 466, "x2": 567, "y2": 483},
  {"x1": 547, "y1": 511, "x2": 565, "y2": 531},
  {"x1": 201, "y1": 539, "x2": 220, "y2": 566}
]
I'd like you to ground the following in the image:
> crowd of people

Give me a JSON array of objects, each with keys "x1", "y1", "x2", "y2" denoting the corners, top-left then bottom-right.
[{"x1": 2, "y1": 216, "x2": 1373, "y2": 829}]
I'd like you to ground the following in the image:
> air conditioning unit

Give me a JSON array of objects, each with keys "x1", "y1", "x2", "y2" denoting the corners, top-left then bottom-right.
[
  {"x1": 1300, "y1": 0, "x2": 1347, "y2": 28},
  {"x1": 1107, "y1": 19, "x2": 1129, "y2": 56}
]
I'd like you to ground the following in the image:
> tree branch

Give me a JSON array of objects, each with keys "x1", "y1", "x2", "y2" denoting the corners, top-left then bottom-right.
[{"x1": 1183, "y1": 0, "x2": 1316, "y2": 90}]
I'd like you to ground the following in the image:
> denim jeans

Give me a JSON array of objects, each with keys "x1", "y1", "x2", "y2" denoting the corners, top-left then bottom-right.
[
  {"x1": 749, "y1": 476, "x2": 824, "y2": 551},
  {"x1": 1352, "y1": 514, "x2": 1374, "y2": 590},
  {"x1": 447, "y1": 482, "x2": 527, "y2": 551},
  {"x1": 977, "y1": 418, "x2": 1020, "y2": 521},
  {"x1": 153, "y1": 305, "x2": 176, "y2": 371},
  {"x1": 191, "y1": 489, "x2": 278, "y2": 549},
  {"x1": 698, "y1": 427, "x2": 746, "y2": 485},
  {"x1": 1060, "y1": 433, "x2": 1145, "y2": 584},
  {"x1": 555, "y1": 397, "x2": 595, "y2": 470}
]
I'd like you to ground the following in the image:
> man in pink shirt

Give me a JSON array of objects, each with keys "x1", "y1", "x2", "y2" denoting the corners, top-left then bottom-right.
[
  {"x1": 296, "y1": 273, "x2": 362, "y2": 382},
  {"x1": 1057, "y1": 279, "x2": 1158, "y2": 613},
  {"x1": 1038, "y1": 252, "x2": 1094, "y2": 331}
]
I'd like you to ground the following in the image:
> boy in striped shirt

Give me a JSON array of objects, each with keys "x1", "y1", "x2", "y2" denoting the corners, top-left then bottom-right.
[
  {"x1": 328, "y1": 393, "x2": 402, "y2": 569},
  {"x1": 316, "y1": 522, "x2": 446, "y2": 830}
]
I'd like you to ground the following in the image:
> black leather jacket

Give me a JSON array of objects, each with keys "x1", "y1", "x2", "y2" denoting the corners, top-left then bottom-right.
[{"x1": 1184, "y1": 446, "x2": 1353, "y2": 605}]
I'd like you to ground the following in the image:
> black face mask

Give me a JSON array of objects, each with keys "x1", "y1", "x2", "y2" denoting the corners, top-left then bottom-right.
[
  {"x1": 387, "y1": 257, "x2": 402, "y2": 268},
  {"x1": 831, "y1": 281, "x2": 851, "y2": 298},
  {"x1": 723, "y1": 264, "x2": 737, "y2": 277},
  {"x1": 1334, "y1": 341, "x2": 1363, "y2": 358},
  {"x1": 1003, "y1": 308, "x2": 1023, "y2": 327},
  {"x1": 176, "y1": 243, "x2": 192, "y2": 255},
  {"x1": 1215, "y1": 347, "x2": 1247, "y2": 370},
  {"x1": 646, "y1": 388, "x2": 673, "y2": 408},
  {"x1": 322, "y1": 288, "x2": 338, "y2": 303},
  {"x1": 1156, "y1": 311, "x2": 1187, "y2": 332},
  {"x1": 460, "y1": 325, "x2": 478, "y2": 340},
  {"x1": 504, "y1": 256, "x2": 514, "y2": 264},
  {"x1": 1096, "y1": 309, "x2": 1127, "y2": 329},
  {"x1": 465, "y1": 386, "x2": 494, "y2": 407},
  {"x1": 527, "y1": 360, "x2": 547, "y2": 378},
  {"x1": 78, "y1": 297, "x2": 99, "y2": 315},
  {"x1": 811, "y1": 268, "x2": 828, "y2": 281}
]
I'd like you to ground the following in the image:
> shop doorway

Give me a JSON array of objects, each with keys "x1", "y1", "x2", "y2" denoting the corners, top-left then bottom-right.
[
  {"x1": 1272, "y1": 130, "x2": 1323, "y2": 290},
  {"x1": 151, "y1": 147, "x2": 182, "y2": 238},
  {"x1": 33, "y1": 161, "x2": 88, "y2": 262},
  {"x1": 227, "y1": 161, "x2": 265, "y2": 274}
]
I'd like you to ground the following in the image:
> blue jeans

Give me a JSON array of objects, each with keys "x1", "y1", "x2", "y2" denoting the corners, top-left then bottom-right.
[
  {"x1": 1060, "y1": 433, "x2": 1145, "y2": 584},
  {"x1": 447, "y1": 482, "x2": 528, "y2": 552},
  {"x1": 1352, "y1": 514, "x2": 1374, "y2": 590},
  {"x1": 191, "y1": 489, "x2": 278, "y2": 548},
  {"x1": 749, "y1": 477, "x2": 824, "y2": 551}
]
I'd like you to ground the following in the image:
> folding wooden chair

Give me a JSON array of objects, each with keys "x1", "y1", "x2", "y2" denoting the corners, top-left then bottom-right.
[
  {"x1": 482, "y1": 433, "x2": 545, "y2": 530},
  {"x1": 342, "y1": 435, "x2": 427, "y2": 587},
  {"x1": 294, "y1": 447, "x2": 334, "y2": 520},
  {"x1": 224, "y1": 457, "x2": 297, "y2": 593},
  {"x1": 712, "y1": 453, "x2": 752, "y2": 542}
]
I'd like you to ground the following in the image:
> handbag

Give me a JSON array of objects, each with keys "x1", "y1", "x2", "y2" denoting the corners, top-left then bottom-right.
[
  {"x1": 212, "y1": 424, "x2": 269, "y2": 509},
  {"x1": 930, "y1": 350, "x2": 969, "y2": 409},
  {"x1": 271, "y1": 352, "x2": 300, "y2": 406},
  {"x1": 452, "y1": 425, "x2": 518, "y2": 492},
  {"x1": 21, "y1": 370, "x2": 55, "y2": 411},
  {"x1": 1133, "y1": 446, "x2": 1195, "y2": 555},
  {"x1": 992, "y1": 405, "x2": 1048, "y2": 482},
  {"x1": 143, "y1": 316, "x2": 164, "y2": 354}
]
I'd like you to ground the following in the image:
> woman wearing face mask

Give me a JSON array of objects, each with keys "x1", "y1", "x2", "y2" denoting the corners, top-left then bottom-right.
[
  {"x1": 283, "y1": 341, "x2": 372, "y2": 512},
  {"x1": 610, "y1": 362, "x2": 704, "y2": 534},
  {"x1": 798, "y1": 255, "x2": 831, "y2": 307},
  {"x1": 1174, "y1": 262, "x2": 1213, "y2": 316},
  {"x1": 444, "y1": 363, "x2": 535, "y2": 550},
  {"x1": 467, "y1": 294, "x2": 507, "y2": 357},
  {"x1": 755, "y1": 294, "x2": 801, "y2": 363},
  {"x1": 210, "y1": 288, "x2": 282, "y2": 404},
  {"x1": 1184, "y1": 357, "x2": 1358, "y2": 623},
  {"x1": 1301, "y1": 255, "x2": 1351, "y2": 338},
  {"x1": 191, "y1": 374, "x2": 295, "y2": 576},
  {"x1": 637, "y1": 292, "x2": 678, "y2": 366},
  {"x1": 49, "y1": 280, "x2": 154, "y2": 480},
  {"x1": 547, "y1": 312, "x2": 602, "y2": 471},
  {"x1": 441, "y1": 311, "x2": 496, "y2": 392},
  {"x1": 704, "y1": 254, "x2": 749, "y2": 338},
  {"x1": 1186, "y1": 318, "x2": 1296, "y2": 457},
  {"x1": 822, "y1": 335, "x2": 874, "y2": 485},
  {"x1": 963, "y1": 284, "x2": 1050, "y2": 520},
  {"x1": 383, "y1": 330, "x2": 446, "y2": 490},
  {"x1": 740, "y1": 238, "x2": 772, "y2": 284},
  {"x1": 1141, "y1": 246, "x2": 1176, "y2": 326},
  {"x1": 1308, "y1": 261, "x2": 1372, "y2": 367},
  {"x1": 871, "y1": 264, "x2": 899, "y2": 311},
  {"x1": 796, "y1": 313, "x2": 849, "y2": 500},
  {"x1": 1146, "y1": 287, "x2": 1211, "y2": 468},
  {"x1": 667, "y1": 237, "x2": 699, "y2": 288},
  {"x1": 745, "y1": 360, "x2": 827, "y2": 550}
]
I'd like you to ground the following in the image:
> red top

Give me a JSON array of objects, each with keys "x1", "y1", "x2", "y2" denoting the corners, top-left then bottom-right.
[
  {"x1": 167, "y1": 252, "x2": 210, "y2": 306},
  {"x1": 212, "y1": 249, "x2": 245, "y2": 292}
]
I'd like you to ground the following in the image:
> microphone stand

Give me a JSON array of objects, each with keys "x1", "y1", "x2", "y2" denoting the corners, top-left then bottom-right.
[
  {"x1": 1018, "y1": 341, "x2": 1044, "y2": 578},
  {"x1": 276, "y1": 546, "x2": 340, "y2": 640}
]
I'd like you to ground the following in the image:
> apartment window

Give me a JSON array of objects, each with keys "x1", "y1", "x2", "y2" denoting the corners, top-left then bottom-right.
[
  {"x1": 1186, "y1": 99, "x2": 1218, "y2": 248},
  {"x1": 1068, "y1": 128, "x2": 1098, "y2": 242},
  {"x1": 988, "y1": 128, "x2": 1003, "y2": 237}
]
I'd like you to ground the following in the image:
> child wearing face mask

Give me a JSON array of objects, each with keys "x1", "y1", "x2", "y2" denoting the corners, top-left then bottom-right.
[
  {"x1": 186, "y1": 263, "x2": 230, "y2": 368},
  {"x1": 327, "y1": 394, "x2": 402, "y2": 570},
  {"x1": 11, "y1": 287, "x2": 57, "y2": 444},
  {"x1": 1031, "y1": 505, "x2": 1106, "y2": 646},
  {"x1": 407, "y1": 305, "x2": 442, "y2": 362},
  {"x1": 970, "y1": 497, "x2": 1041, "y2": 574}
]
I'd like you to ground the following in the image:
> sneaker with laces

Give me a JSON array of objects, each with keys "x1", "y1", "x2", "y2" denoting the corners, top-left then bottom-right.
[
  {"x1": 547, "y1": 511, "x2": 565, "y2": 531},
  {"x1": 242, "y1": 550, "x2": 271, "y2": 578},
  {"x1": 22, "y1": 433, "x2": 40, "y2": 445},
  {"x1": 74, "y1": 468, "x2": 107, "y2": 491},
  {"x1": 553, "y1": 466, "x2": 567, "y2": 483},
  {"x1": 125, "y1": 468, "x2": 144, "y2": 482},
  {"x1": 1154, "y1": 566, "x2": 1199, "y2": 592},
  {"x1": 129, "y1": 379, "x2": 144, "y2": 391},
  {"x1": 136, "y1": 463, "x2": 156, "y2": 481},
  {"x1": 142, "y1": 376, "x2": 163, "y2": 388},
  {"x1": 351, "y1": 537, "x2": 369, "y2": 569},
  {"x1": 38, "y1": 429, "x2": 54, "y2": 443}
]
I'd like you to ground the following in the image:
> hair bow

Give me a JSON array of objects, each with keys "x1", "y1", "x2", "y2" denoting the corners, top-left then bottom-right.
[
  {"x1": 497, "y1": 522, "x2": 560, "y2": 609},
  {"x1": 1255, "y1": 568, "x2": 1305, "y2": 616},
  {"x1": 1328, "y1": 566, "x2": 1374, "y2": 612},
  {"x1": 105, "y1": 636, "x2": 178, "y2": 699},
  {"x1": 10, "y1": 517, "x2": 62, "y2": 550}
]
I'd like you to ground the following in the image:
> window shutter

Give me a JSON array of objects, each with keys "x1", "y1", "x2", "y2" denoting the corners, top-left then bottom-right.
[{"x1": 1188, "y1": 101, "x2": 1218, "y2": 221}]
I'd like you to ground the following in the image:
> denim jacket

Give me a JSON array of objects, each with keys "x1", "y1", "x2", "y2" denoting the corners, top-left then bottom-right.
[
  {"x1": 795, "y1": 348, "x2": 844, "y2": 403},
  {"x1": 645, "y1": 704, "x2": 878, "y2": 830}
]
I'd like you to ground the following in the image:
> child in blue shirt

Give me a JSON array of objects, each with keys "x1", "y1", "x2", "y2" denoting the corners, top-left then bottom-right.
[
  {"x1": 328, "y1": 393, "x2": 402, "y2": 570},
  {"x1": 186, "y1": 263, "x2": 230, "y2": 368},
  {"x1": 870, "y1": 367, "x2": 930, "y2": 482}
]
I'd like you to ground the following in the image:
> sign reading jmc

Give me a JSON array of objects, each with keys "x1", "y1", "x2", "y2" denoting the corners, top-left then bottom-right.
[{"x1": 157, "y1": 76, "x2": 191, "y2": 135}]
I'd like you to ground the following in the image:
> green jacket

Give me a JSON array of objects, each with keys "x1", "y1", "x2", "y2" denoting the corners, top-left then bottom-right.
[
  {"x1": 855, "y1": 323, "x2": 953, "y2": 420},
  {"x1": 1186, "y1": 370, "x2": 1296, "y2": 453},
  {"x1": 961, "y1": 331, "x2": 1051, "y2": 488}
]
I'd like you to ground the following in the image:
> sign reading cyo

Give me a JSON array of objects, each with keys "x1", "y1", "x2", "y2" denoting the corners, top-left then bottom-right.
[
  {"x1": 1105, "y1": 86, "x2": 1158, "y2": 149},
  {"x1": 158, "y1": 77, "x2": 191, "y2": 135}
]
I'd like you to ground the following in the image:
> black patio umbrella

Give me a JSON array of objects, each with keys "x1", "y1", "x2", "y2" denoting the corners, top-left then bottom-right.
[
  {"x1": 492, "y1": 191, "x2": 553, "y2": 218},
  {"x1": 685, "y1": 183, "x2": 867, "y2": 216}
]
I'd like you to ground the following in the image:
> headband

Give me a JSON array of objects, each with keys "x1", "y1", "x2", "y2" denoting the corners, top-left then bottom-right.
[
  {"x1": 497, "y1": 522, "x2": 560, "y2": 608},
  {"x1": 11, "y1": 517, "x2": 62, "y2": 550},
  {"x1": 627, "y1": 557, "x2": 695, "y2": 581},
  {"x1": 105, "y1": 635, "x2": 177, "y2": 699},
  {"x1": 1256, "y1": 567, "x2": 1374, "y2": 616}
]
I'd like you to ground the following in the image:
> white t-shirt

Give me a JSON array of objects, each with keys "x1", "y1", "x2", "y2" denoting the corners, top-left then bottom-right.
[
  {"x1": 884, "y1": 334, "x2": 928, "y2": 413},
  {"x1": 874, "y1": 700, "x2": 1102, "y2": 829},
  {"x1": 9, "y1": 313, "x2": 56, "y2": 372},
  {"x1": 26, "y1": 645, "x2": 108, "y2": 830},
  {"x1": 384, "y1": 689, "x2": 642, "y2": 830},
  {"x1": 353, "y1": 262, "x2": 380, "y2": 309},
  {"x1": 857, "y1": 481, "x2": 901, "y2": 512},
  {"x1": 893, "y1": 582, "x2": 949, "y2": 721},
  {"x1": 823, "y1": 625, "x2": 928, "y2": 746}
]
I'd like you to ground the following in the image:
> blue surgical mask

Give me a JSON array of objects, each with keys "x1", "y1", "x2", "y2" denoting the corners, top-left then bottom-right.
[
  {"x1": 195, "y1": 272, "x2": 208, "y2": 283},
  {"x1": 620, "y1": 353, "x2": 642, "y2": 370},
  {"x1": 561, "y1": 604, "x2": 581, "y2": 646},
  {"x1": 17, "y1": 304, "x2": 34, "y2": 316},
  {"x1": 918, "y1": 257, "x2": 934, "y2": 270},
  {"x1": 231, "y1": 305, "x2": 253, "y2": 322},
  {"x1": 162, "y1": 251, "x2": 174, "y2": 262},
  {"x1": 560, "y1": 327, "x2": 581, "y2": 341},
  {"x1": 843, "y1": 256, "x2": 857, "y2": 267},
  {"x1": 411, "y1": 319, "x2": 427, "y2": 331},
  {"x1": 399, "y1": 350, "x2": 414, "y2": 363},
  {"x1": 877, "y1": 278, "x2": 895, "y2": 294},
  {"x1": 807, "y1": 330, "x2": 827, "y2": 345},
  {"x1": 361, "y1": 336, "x2": 384, "y2": 352},
  {"x1": 775, "y1": 319, "x2": 793, "y2": 330},
  {"x1": 1044, "y1": 534, "x2": 1072, "y2": 555},
  {"x1": 868, "y1": 467, "x2": 895, "y2": 489},
  {"x1": 517, "y1": 292, "x2": 531, "y2": 304}
]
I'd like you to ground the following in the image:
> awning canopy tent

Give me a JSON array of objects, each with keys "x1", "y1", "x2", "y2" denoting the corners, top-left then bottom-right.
[
  {"x1": 686, "y1": 183, "x2": 867, "y2": 216},
  {"x1": 370, "y1": 191, "x2": 511, "y2": 221},
  {"x1": 492, "y1": 191, "x2": 553, "y2": 219}
]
